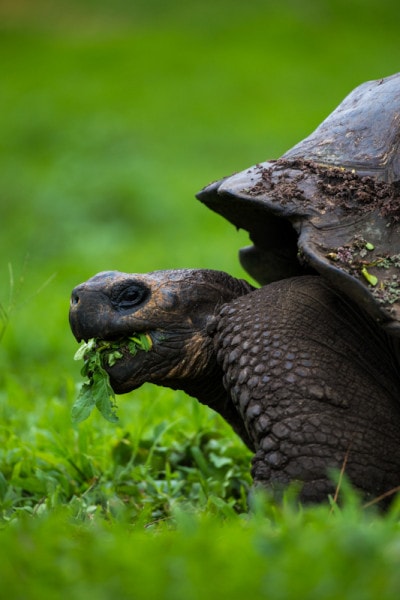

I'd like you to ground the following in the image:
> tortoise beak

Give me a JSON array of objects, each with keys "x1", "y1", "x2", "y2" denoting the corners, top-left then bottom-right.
[
  {"x1": 69, "y1": 285, "x2": 101, "y2": 342},
  {"x1": 69, "y1": 284, "x2": 85, "y2": 341},
  {"x1": 69, "y1": 272, "x2": 127, "y2": 342}
]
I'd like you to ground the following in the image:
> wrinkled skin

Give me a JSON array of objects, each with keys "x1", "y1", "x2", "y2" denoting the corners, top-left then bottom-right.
[{"x1": 70, "y1": 269, "x2": 400, "y2": 504}]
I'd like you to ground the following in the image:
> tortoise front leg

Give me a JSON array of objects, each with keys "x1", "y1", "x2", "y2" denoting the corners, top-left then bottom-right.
[{"x1": 215, "y1": 276, "x2": 400, "y2": 503}]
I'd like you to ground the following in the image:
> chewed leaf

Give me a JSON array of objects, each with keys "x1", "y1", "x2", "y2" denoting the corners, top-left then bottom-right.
[
  {"x1": 107, "y1": 350, "x2": 123, "y2": 367},
  {"x1": 72, "y1": 362, "x2": 118, "y2": 424},
  {"x1": 129, "y1": 333, "x2": 153, "y2": 352},
  {"x1": 72, "y1": 333, "x2": 152, "y2": 424},
  {"x1": 92, "y1": 368, "x2": 119, "y2": 423},
  {"x1": 74, "y1": 338, "x2": 96, "y2": 361},
  {"x1": 71, "y1": 382, "x2": 98, "y2": 423}
]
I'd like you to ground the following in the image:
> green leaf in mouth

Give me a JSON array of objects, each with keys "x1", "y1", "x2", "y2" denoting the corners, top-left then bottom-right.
[{"x1": 72, "y1": 333, "x2": 152, "y2": 424}]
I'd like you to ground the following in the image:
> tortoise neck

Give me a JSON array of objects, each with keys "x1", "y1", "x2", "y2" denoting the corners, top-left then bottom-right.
[
  {"x1": 168, "y1": 360, "x2": 254, "y2": 451},
  {"x1": 184, "y1": 363, "x2": 255, "y2": 451}
]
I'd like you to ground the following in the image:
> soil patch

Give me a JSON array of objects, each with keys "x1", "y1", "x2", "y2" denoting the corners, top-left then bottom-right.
[{"x1": 247, "y1": 159, "x2": 400, "y2": 222}]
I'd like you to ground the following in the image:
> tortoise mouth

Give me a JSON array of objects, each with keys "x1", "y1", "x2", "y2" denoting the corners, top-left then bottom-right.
[
  {"x1": 74, "y1": 333, "x2": 154, "y2": 394},
  {"x1": 105, "y1": 349, "x2": 147, "y2": 393}
]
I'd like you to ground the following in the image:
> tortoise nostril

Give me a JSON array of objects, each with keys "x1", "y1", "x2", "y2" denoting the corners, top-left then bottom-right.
[{"x1": 71, "y1": 290, "x2": 80, "y2": 306}]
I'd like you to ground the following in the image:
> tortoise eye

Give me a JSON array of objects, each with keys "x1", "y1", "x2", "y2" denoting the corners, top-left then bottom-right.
[{"x1": 113, "y1": 283, "x2": 149, "y2": 311}]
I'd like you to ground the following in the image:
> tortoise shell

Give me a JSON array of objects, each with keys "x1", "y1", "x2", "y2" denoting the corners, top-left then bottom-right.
[{"x1": 197, "y1": 73, "x2": 400, "y2": 335}]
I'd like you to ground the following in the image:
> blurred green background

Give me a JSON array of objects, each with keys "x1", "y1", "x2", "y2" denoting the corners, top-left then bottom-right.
[{"x1": 1, "y1": 0, "x2": 399, "y2": 390}]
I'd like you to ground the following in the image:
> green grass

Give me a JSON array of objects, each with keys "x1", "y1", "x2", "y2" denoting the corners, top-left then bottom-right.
[
  {"x1": 1, "y1": 0, "x2": 400, "y2": 597},
  {"x1": 1, "y1": 498, "x2": 400, "y2": 600}
]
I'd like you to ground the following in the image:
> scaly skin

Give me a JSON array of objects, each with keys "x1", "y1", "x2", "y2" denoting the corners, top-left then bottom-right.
[
  {"x1": 213, "y1": 276, "x2": 400, "y2": 503},
  {"x1": 69, "y1": 269, "x2": 400, "y2": 504}
]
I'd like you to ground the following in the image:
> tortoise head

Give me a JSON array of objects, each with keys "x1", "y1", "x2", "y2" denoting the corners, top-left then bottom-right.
[{"x1": 69, "y1": 269, "x2": 253, "y2": 394}]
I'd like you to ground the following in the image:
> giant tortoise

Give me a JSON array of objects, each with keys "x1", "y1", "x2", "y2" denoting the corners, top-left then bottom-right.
[{"x1": 69, "y1": 73, "x2": 400, "y2": 504}]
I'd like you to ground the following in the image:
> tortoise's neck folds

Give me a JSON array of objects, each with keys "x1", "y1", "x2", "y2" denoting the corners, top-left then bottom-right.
[{"x1": 169, "y1": 359, "x2": 255, "y2": 451}]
